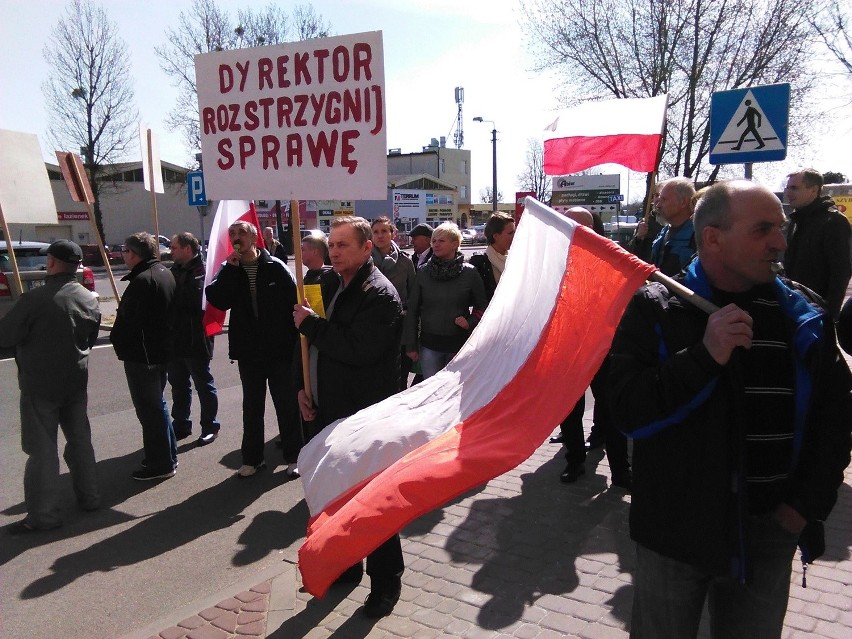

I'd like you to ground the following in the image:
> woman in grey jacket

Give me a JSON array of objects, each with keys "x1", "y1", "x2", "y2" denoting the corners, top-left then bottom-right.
[{"x1": 403, "y1": 222, "x2": 487, "y2": 378}]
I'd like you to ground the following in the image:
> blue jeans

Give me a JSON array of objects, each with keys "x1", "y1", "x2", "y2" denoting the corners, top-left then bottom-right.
[
  {"x1": 168, "y1": 356, "x2": 220, "y2": 435},
  {"x1": 20, "y1": 389, "x2": 99, "y2": 528},
  {"x1": 124, "y1": 361, "x2": 177, "y2": 473},
  {"x1": 631, "y1": 515, "x2": 799, "y2": 639},
  {"x1": 419, "y1": 347, "x2": 455, "y2": 379}
]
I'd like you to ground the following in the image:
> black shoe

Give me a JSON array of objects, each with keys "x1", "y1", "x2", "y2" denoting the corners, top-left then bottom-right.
[
  {"x1": 173, "y1": 428, "x2": 192, "y2": 441},
  {"x1": 611, "y1": 470, "x2": 632, "y2": 491},
  {"x1": 132, "y1": 467, "x2": 176, "y2": 481},
  {"x1": 7, "y1": 520, "x2": 60, "y2": 536},
  {"x1": 197, "y1": 431, "x2": 218, "y2": 446},
  {"x1": 362, "y1": 578, "x2": 401, "y2": 618},
  {"x1": 334, "y1": 562, "x2": 364, "y2": 584},
  {"x1": 560, "y1": 463, "x2": 585, "y2": 484},
  {"x1": 549, "y1": 434, "x2": 564, "y2": 444}
]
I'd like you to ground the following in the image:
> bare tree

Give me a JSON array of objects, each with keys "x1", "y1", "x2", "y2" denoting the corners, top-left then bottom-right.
[
  {"x1": 517, "y1": 138, "x2": 551, "y2": 202},
  {"x1": 520, "y1": 0, "x2": 819, "y2": 183},
  {"x1": 812, "y1": 0, "x2": 852, "y2": 77},
  {"x1": 43, "y1": 0, "x2": 138, "y2": 242},
  {"x1": 479, "y1": 187, "x2": 504, "y2": 204},
  {"x1": 155, "y1": 0, "x2": 332, "y2": 160}
]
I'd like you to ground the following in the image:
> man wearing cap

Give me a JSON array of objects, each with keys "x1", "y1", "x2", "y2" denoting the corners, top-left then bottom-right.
[
  {"x1": 0, "y1": 240, "x2": 101, "y2": 534},
  {"x1": 408, "y1": 223, "x2": 434, "y2": 269}
]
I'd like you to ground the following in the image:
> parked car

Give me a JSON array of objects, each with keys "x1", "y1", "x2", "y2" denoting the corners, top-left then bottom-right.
[
  {"x1": 473, "y1": 224, "x2": 487, "y2": 244},
  {"x1": 460, "y1": 228, "x2": 477, "y2": 244},
  {"x1": 0, "y1": 241, "x2": 98, "y2": 319}
]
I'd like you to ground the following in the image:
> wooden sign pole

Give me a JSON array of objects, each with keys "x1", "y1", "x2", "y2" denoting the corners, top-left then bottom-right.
[
  {"x1": 146, "y1": 130, "x2": 161, "y2": 259},
  {"x1": 290, "y1": 199, "x2": 313, "y2": 406},
  {"x1": 0, "y1": 202, "x2": 23, "y2": 296}
]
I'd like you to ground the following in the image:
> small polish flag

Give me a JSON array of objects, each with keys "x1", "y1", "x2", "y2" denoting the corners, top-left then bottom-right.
[
  {"x1": 543, "y1": 95, "x2": 668, "y2": 175},
  {"x1": 202, "y1": 200, "x2": 265, "y2": 336}
]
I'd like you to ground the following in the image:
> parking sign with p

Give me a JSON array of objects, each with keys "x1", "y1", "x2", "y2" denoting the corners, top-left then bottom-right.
[{"x1": 187, "y1": 171, "x2": 207, "y2": 206}]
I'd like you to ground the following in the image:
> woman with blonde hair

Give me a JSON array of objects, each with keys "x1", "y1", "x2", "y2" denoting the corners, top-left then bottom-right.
[{"x1": 403, "y1": 222, "x2": 487, "y2": 378}]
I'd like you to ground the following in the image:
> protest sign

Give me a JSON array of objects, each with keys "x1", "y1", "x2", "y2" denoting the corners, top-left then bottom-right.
[{"x1": 195, "y1": 31, "x2": 387, "y2": 200}]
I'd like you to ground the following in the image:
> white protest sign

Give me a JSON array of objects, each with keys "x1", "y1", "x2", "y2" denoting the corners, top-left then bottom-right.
[
  {"x1": 0, "y1": 130, "x2": 58, "y2": 224},
  {"x1": 139, "y1": 123, "x2": 164, "y2": 193},
  {"x1": 195, "y1": 30, "x2": 387, "y2": 200}
]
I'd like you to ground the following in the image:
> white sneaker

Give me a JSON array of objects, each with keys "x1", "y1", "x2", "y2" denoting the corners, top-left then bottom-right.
[
  {"x1": 285, "y1": 463, "x2": 300, "y2": 478},
  {"x1": 237, "y1": 461, "x2": 266, "y2": 478}
]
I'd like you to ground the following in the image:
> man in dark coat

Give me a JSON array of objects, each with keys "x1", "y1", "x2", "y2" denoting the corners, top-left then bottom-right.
[
  {"x1": 1, "y1": 240, "x2": 101, "y2": 533},
  {"x1": 294, "y1": 216, "x2": 404, "y2": 619},
  {"x1": 168, "y1": 232, "x2": 220, "y2": 446},
  {"x1": 111, "y1": 232, "x2": 177, "y2": 481},
  {"x1": 206, "y1": 221, "x2": 301, "y2": 477},
  {"x1": 782, "y1": 168, "x2": 851, "y2": 319},
  {"x1": 610, "y1": 181, "x2": 851, "y2": 638}
]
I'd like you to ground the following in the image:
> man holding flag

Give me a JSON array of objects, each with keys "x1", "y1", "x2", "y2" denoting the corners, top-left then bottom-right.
[{"x1": 293, "y1": 216, "x2": 405, "y2": 618}]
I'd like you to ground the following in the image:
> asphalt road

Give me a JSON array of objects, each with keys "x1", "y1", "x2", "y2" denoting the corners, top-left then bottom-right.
[{"x1": 0, "y1": 307, "x2": 306, "y2": 639}]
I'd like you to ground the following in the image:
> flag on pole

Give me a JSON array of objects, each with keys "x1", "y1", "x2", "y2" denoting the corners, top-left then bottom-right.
[
  {"x1": 297, "y1": 197, "x2": 656, "y2": 597},
  {"x1": 543, "y1": 95, "x2": 668, "y2": 175},
  {"x1": 202, "y1": 200, "x2": 265, "y2": 336}
]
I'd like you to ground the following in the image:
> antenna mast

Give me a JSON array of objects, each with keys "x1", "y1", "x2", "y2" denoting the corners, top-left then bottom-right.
[{"x1": 453, "y1": 87, "x2": 464, "y2": 149}]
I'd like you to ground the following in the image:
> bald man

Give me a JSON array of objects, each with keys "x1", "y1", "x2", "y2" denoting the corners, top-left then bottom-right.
[{"x1": 554, "y1": 208, "x2": 631, "y2": 488}]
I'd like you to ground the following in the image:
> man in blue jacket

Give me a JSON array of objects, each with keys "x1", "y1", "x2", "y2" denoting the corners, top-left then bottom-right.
[{"x1": 610, "y1": 180, "x2": 852, "y2": 638}]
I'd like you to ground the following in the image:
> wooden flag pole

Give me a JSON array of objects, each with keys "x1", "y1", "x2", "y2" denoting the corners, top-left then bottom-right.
[
  {"x1": 0, "y1": 202, "x2": 23, "y2": 297},
  {"x1": 290, "y1": 199, "x2": 313, "y2": 406},
  {"x1": 643, "y1": 171, "x2": 658, "y2": 223},
  {"x1": 65, "y1": 153, "x2": 121, "y2": 303},
  {"x1": 146, "y1": 129, "x2": 161, "y2": 259}
]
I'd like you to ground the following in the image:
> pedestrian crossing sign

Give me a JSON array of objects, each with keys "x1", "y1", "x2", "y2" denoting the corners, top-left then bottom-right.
[{"x1": 709, "y1": 83, "x2": 790, "y2": 165}]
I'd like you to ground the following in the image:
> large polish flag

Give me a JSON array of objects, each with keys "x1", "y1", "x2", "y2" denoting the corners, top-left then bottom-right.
[
  {"x1": 202, "y1": 200, "x2": 265, "y2": 336},
  {"x1": 543, "y1": 95, "x2": 668, "y2": 175},
  {"x1": 297, "y1": 197, "x2": 656, "y2": 597}
]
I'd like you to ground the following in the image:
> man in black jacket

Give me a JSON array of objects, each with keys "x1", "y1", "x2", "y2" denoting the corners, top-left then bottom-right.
[
  {"x1": 168, "y1": 232, "x2": 220, "y2": 446},
  {"x1": 205, "y1": 221, "x2": 300, "y2": 478},
  {"x1": 294, "y1": 216, "x2": 404, "y2": 619},
  {"x1": 782, "y1": 168, "x2": 851, "y2": 319},
  {"x1": 111, "y1": 233, "x2": 177, "y2": 481},
  {"x1": 609, "y1": 181, "x2": 852, "y2": 638}
]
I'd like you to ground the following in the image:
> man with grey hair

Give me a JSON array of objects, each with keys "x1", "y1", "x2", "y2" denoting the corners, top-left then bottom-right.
[
  {"x1": 111, "y1": 232, "x2": 177, "y2": 481},
  {"x1": 649, "y1": 177, "x2": 697, "y2": 275},
  {"x1": 782, "y1": 168, "x2": 851, "y2": 319},
  {"x1": 610, "y1": 180, "x2": 851, "y2": 638},
  {"x1": 1, "y1": 240, "x2": 101, "y2": 533}
]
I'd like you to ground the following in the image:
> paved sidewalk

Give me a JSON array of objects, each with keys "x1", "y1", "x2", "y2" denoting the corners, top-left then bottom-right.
[{"x1": 124, "y1": 414, "x2": 852, "y2": 639}]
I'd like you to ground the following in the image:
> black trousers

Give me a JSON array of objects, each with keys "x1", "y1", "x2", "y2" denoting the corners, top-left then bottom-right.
[{"x1": 559, "y1": 358, "x2": 629, "y2": 474}]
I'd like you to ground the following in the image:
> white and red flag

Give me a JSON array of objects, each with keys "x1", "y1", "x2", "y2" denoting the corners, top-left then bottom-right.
[
  {"x1": 297, "y1": 197, "x2": 656, "y2": 597},
  {"x1": 543, "y1": 95, "x2": 668, "y2": 175},
  {"x1": 202, "y1": 200, "x2": 265, "y2": 336}
]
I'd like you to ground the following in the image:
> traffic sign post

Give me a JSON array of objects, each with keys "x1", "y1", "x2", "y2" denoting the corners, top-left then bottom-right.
[
  {"x1": 709, "y1": 83, "x2": 790, "y2": 165},
  {"x1": 187, "y1": 171, "x2": 207, "y2": 206}
]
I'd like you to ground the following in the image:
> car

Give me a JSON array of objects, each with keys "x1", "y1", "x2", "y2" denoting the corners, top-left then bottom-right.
[
  {"x1": 460, "y1": 228, "x2": 477, "y2": 244},
  {"x1": 0, "y1": 241, "x2": 98, "y2": 319},
  {"x1": 473, "y1": 224, "x2": 487, "y2": 244}
]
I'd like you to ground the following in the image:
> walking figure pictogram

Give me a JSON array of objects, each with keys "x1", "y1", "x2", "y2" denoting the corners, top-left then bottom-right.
[{"x1": 732, "y1": 100, "x2": 765, "y2": 150}]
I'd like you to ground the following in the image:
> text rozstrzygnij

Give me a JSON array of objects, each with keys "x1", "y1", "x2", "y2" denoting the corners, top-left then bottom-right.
[{"x1": 202, "y1": 42, "x2": 382, "y2": 175}]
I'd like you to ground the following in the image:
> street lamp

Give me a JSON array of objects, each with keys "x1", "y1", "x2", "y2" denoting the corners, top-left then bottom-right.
[{"x1": 473, "y1": 116, "x2": 498, "y2": 212}]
